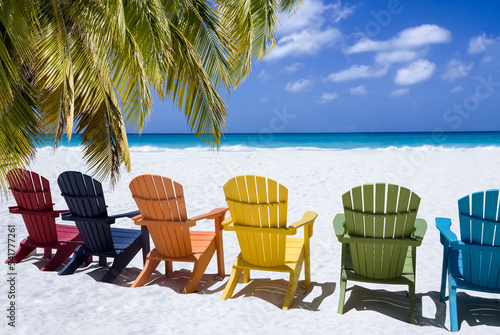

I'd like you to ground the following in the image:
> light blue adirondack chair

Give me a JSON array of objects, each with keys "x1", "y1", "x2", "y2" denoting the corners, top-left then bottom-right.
[{"x1": 436, "y1": 189, "x2": 500, "y2": 332}]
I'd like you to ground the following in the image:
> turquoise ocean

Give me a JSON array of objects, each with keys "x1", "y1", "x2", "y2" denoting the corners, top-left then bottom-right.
[{"x1": 41, "y1": 132, "x2": 500, "y2": 151}]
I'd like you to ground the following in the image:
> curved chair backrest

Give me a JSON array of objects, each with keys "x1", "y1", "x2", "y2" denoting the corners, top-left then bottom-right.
[
  {"x1": 129, "y1": 174, "x2": 192, "y2": 258},
  {"x1": 342, "y1": 183, "x2": 421, "y2": 279},
  {"x1": 57, "y1": 171, "x2": 113, "y2": 253},
  {"x1": 458, "y1": 190, "x2": 500, "y2": 289},
  {"x1": 224, "y1": 175, "x2": 288, "y2": 267},
  {"x1": 7, "y1": 168, "x2": 58, "y2": 244}
]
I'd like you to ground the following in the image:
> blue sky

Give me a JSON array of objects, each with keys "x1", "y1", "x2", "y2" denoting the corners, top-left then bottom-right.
[{"x1": 135, "y1": 0, "x2": 500, "y2": 134}]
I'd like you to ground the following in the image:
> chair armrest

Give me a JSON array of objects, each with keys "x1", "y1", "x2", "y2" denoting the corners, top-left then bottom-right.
[
  {"x1": 9, "y1": 206, "x2": 66, "y2": 218},
  {"x1": 288, "y1": 211, "x2": 317, "y2": 238},
  {"x1": 289, "y1": 211, "x2": 318, "y2": 230},
  {"x1": 435, "y1": 217, "x2": 458, "y2": 244},
  {"x1": 189, "y1": 208, "x2": 228, "y2": 222},
  {"x1": 333, "y1": 214, "x2": 346, "y2": 238},
  {"x1": 108, "y1": 210, "x2": 141, "y2": 220},
  {"x1": 61, "y1": 212, "x2": 114, "y2": 224},
  {"x1": 131, "y1": 214, "x2": 144, "y2": 225},
  {"x1": 414, "y1": 218, "x2": 427, "y2": 240},
  {"x1": 222, "y1": 216, "x2": 233, "y2": 227}
]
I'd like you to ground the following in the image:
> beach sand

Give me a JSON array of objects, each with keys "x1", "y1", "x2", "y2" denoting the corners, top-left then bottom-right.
[{"x1": 2, "y1": 148, "x2": 500, "y2": 334}]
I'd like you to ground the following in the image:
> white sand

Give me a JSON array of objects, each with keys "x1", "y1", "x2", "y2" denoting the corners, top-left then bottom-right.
[{"x1": 2, "y1": 148, "x2": 500, "y2": 334}]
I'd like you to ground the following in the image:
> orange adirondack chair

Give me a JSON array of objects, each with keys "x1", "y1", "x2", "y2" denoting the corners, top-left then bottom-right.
[
  {"x1": 220, "y1": 175, "x2": 318, "y2": 310},
  {"x1": 129, "y1": 174, "x2": 227, "y2": 293},
  {"x1": 5, "y1": 169, "x2": 82, "y2": 271}
]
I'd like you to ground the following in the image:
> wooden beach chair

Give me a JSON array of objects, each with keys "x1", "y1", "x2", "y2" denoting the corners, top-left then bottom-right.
[
  {"x1": 333, "y1": 183, "x2": 427, "y2": 324},
  {"x1": 436, "y1": 190, "x2": 500, "y2": 332},
  {"x1": 57, "y1": 171, "x2": 149, "y2": 283},
  {"x1": 220, "y1": 175, "x2": 318, "y2": 310},
  {"x1": 5, "y1": 168, "x2": 82, "y2": 271},
  {"x1": 129, "y1": 174, "x2": 227, "y2": 293}
]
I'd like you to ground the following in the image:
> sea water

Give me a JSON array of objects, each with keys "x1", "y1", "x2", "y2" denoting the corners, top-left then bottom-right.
[{"x1": 39, "y1": 132, "x2": 500, "y2": 152}]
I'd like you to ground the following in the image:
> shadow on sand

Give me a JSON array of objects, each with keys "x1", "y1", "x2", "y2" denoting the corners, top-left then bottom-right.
[
  {"x1": 228, "y1": 278, "x2": 336, "y2": 311},
  {"x1": 342, "y1": 286, "x2": 500, "y2": 331}
]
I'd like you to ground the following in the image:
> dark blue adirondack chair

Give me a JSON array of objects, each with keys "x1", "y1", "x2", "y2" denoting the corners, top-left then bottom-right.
[
  {"x1": 436, "y1": 189, "x2": 500, "y2": 332},
  {"x1": 57, "y1": 171, "x2": 150, "y2": 283}
]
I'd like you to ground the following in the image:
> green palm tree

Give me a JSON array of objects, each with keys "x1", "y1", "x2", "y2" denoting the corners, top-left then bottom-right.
[{"x1": 0, "y1": 0, "x2": 302, "y2": 190}]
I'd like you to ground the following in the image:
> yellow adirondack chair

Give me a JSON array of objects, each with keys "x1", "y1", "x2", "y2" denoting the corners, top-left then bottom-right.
[
  {"x1": 220, "y1": 175, "x2": 318, "y2": 310},
  {"x1": 129, "y1": 174, "x2": 227, "y2": 293}
]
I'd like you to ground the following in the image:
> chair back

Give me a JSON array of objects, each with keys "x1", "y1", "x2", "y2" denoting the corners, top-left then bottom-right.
[
  {"x1": 224, "y1": 175, "x2": 288, "y2": 267},
  {"x1": 458, "y1": 190, "x2": 500, "y2": 289},
  {"x1": 342, "y1": 183, "x2": 420, "y2": 279},
  {"x1": 7, "y1": 169, "x2": 58, "y2": 244},
  {"x1": 58, "y1": 171, "x2": 114, "y2": 253},
  {"x1": 129, "y1": 174, "x2": 193, "y2": 258}
]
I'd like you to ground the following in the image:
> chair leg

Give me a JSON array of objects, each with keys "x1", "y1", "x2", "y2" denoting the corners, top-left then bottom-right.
[
  {"x1": 409, "y1": 283, "x2": 417, "y2": 325},
  {"x1": 165, "y1": 261, "x2": 173, "y2": 276},
  {"x1": 5, "y1": 241, "x2": 35, "y2": 264},
  {"x1": 283, "y1": 260, "x2": 304, "y2": 310},
  {"x1": 449, "y1": 275, "x2": 459, "y2": 332},
  {"x1": 337, "y1": 276, "x2": 347, "y2": 314},
  {"x1": 304, "y1": 248, "x2": 311, "y2": 290},
  {"x1": 58, "y1": 246, "x2": 89, "y2": 276},
  {"x1": 44, "y1": 248, "x2": 52, "y2": 259},
  {"x1": 440, "y1": 245, "x2": 448, "y2": 301},
  {"x1": 221, "y1": 267, "x2": 243, "y2": 301},
  {"x1": 101, "y1": 238, "x2": 143, "y2": 284},
  {"x1": 41, "y1": 243, "x2": 79, "y2": 271},
  {"x1": 243, "y1": 269, "x2": 250, "y2": 283},
  {"x1": 183, "y1": 242, "x2": 216, "y2": 294},
  {"x1": 131, "y1": 257, "x2": 161, "y2": 288}
]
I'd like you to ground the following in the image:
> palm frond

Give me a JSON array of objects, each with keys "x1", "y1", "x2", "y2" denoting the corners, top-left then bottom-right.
[{"x1": 166, "y1": 22, "x2": 226, "y2": 144}]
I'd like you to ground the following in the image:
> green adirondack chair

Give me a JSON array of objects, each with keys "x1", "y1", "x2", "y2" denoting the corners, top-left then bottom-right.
[{"x1": 333, "y1": 183, "x2": 427, "y2": 324}]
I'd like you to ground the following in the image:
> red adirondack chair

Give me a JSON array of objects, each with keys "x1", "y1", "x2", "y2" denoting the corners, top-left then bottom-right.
[{"x1": 5, "y1": 169, "x2": 83, "y2": 271}]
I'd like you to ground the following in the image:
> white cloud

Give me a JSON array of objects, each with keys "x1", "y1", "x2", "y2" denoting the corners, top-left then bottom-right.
[
  {"x1": 450, "y1": 86, "x2": 463, "y2": 93},
  {"x1": 317, "y1": 92, "x2": 338, "y2": 103},
  {"x1": 468, "y1": 33, "x2": 497, "y2": 54},
  {"x1": 441, "y1": 59, "x2": 473, "y2": 81},
  {"x1": 266, "y1": 28, "x2": 342, "y2": 61},
  {"x1": 269, "y1": 1, "x2": 349, "y2": 61},
  {"x1": 279, "y1": 0, "x2": 355, "y2": 34},
  {"x1": 279, "y1": 0, "x2": 327, "y2": 34},
  {"x1": 390, "y1": 88, "x2": 410, "y2": 97},
  {"x1": 394, "y1": 59, "x2": 435, "y2": 85},
  {"x1": 285, "y1": 79, "x2": 312, "y2": 92},
  {"x1": 481, "y1": 56, "x2": 493, "y2": 64},
  {"x1": 348, "y1": 24, "x2": 451, "y2": 54},
  {"x1": 328, "y1": 64, "x2": 389, "y2": 82},
  {"x1": 285, "y1": 62, "x2": 303, "y2": 73},
  {"x1": 350, "y1": 85, "x2": 367, "y2": 95},
  {"x1": 375, "y1": 50, "x2": 419, "y2": 64},
  {"x1": 331, "y1": 1, "x2": 356, "y2": 23},
  {"x1": 258, "y1": 70, "x2": 270, "y2": 81}
]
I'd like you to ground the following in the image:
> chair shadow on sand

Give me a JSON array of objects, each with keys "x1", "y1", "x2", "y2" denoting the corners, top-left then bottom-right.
[
  {"x1": 89, "y1": 266, "x2": 227, "y2": 294},
  {"x1": 343, "y1": 286, "x2": 500, "y2": 330},
  {"x1": 228, "y1": 278, "x2": 336, "y2": 311},
  {"x1": 343, "y1": 286, "x2": 446, "y2": 328},
  {"x1": 448, "y1": 292, "x2": 500, "y2": 330}
]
